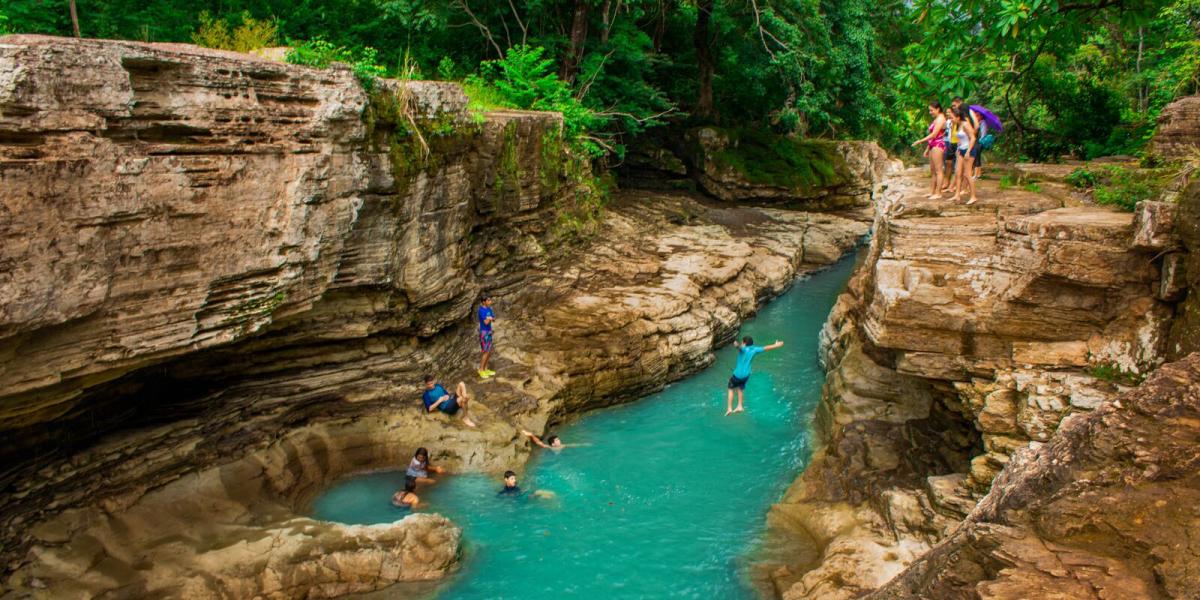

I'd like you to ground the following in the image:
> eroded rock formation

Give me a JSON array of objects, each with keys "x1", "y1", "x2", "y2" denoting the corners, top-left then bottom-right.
[
  {"x1": 870, "y1": 352, "x2": 1200, "y2": 599},
  {"x1": 0, "y1": 36, "x2": 884, "y2": 597},
  {"x1": 765, "y1": 166, "x2": 1191, "y2": 599},
  {"x1": 1152, "y1": 94, "x2": 1200, "y2": 160}
]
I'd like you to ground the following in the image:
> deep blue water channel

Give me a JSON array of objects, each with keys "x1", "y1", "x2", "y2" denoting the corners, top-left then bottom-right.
[{"x1": 311, "y1": 254, "x2": 858, "y2": 599}]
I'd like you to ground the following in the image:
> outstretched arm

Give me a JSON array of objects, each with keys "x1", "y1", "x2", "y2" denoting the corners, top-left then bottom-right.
[
  {"x1": 764, "y1": 340, "x2": 784, "y2": 351},
  {"x1": 520, "y1": 429, "x2": 551, "y2": 449}
]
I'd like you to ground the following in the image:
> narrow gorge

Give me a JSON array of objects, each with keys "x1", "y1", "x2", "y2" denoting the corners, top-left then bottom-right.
[
  {"x1": 0, "y1": 36, "x2": 886, "y2": 598},
  {"x1": 2, "y1": 33, "x2": 1199, "y2": 600}
]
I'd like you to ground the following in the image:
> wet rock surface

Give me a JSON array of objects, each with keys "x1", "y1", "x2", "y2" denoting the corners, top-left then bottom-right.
[
  {"x1": 0, "y1": 36, "x2": 879, "y2": 597},
  {"x1": 765, "y1": 166, "x2": 1191, "y2": 599}
]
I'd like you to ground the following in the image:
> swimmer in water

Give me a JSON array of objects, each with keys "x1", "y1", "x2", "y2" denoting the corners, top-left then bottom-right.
[
  {"x1": 392, "y1": 476, "x2": 420, "y2": 509},
  {"x1": 520, "y1": 429, "x2": 566, "y2": 451},
  {"x1": 497, "y1": 470, "x2": 554, "y2": 499}
]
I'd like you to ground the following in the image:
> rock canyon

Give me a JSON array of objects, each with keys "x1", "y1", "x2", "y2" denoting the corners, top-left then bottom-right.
[{"x1": 2, "y1": 34, "x2": 1199, "y2": 600}]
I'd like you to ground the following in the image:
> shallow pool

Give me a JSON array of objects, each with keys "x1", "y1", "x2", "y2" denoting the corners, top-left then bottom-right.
[{"x1": 311, "y1": 254, "x2": 858, "y2": 599}]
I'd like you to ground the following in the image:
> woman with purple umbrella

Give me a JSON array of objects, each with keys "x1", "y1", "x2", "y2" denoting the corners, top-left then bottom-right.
[{"x1": 968, "y1": 105, "x2": 1002, "y2": 181}]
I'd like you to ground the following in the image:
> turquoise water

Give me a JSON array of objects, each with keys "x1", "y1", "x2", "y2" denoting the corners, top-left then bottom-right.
[{"x1": 311, "y1": 254, "x2": 858, "y2": 599}]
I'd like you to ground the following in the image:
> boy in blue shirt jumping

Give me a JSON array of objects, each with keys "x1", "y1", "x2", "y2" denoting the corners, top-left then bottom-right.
[
  {"x1": 422, "y1": 374, "x2": 477, "y2": 427},
  {"x1": 726, "y1": 335, "x2": 784, "y2": 416},
  {"x1": 478, "y1": 295, "x2": 496, "y2": 379}
]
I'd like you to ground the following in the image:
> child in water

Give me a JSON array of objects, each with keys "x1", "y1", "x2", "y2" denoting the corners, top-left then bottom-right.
[
  {"x1": 519, "y1": 429, "x2": 567, "y2": 451},
  {"x1": 392, "y1": 476, "x2": 420, "y2": 509},
  {"x1": 497, "y1": 470, "x2": 554, "y2": 499}
]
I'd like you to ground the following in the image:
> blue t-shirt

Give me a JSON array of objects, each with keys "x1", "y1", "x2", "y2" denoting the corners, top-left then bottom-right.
[
  {"x1": 732, "y1": 345, "x2": 765, "y2": 379},
  {"x1": 478, "y1": 305, "x2": 495, "y2": 332},
  {"x1": 423, "y1": 384, "x2": 449, "y2": 410}
]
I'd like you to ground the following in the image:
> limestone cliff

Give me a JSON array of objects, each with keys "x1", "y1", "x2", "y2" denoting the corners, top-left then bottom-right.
[
  {"x1": 0, "y1": 36, "x2": 884, "y2": 597},
  {"x1": 764, "y1": 164, "x2": 1192, "y2": 598},
  {"x1": 870, "y1": 352, "x2": 1200, "y2": 599}
]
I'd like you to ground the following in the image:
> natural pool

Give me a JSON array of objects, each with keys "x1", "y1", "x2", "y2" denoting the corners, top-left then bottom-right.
[{"x1": 311, "y1": 254, "x2": 859, "y2": 599}]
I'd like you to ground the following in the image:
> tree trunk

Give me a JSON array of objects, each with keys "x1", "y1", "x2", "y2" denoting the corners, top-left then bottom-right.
[
  {"x1": 69, "y1": 0, "x2": 81, "y2": 37},
  {"x1": 560, "y1": 0, "x2": 590, "y2": 82},
  {"x1": 693, "y1": 0, "x2": 715, "y2": 118},
  {"x1": 600, "y1": 0, "x2": 612, "y2": 45},
  {"x1": 652, "y1": 0, "x2": 670, "y2": 53}
]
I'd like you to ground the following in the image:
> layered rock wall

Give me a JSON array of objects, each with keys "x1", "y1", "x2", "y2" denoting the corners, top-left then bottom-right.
[
  {"x1": 766, "y1": 167, "x2": 1189, "y2": 599},
  {"x1": 0, "y1": 36, "x2": 884, "y2": 597}
]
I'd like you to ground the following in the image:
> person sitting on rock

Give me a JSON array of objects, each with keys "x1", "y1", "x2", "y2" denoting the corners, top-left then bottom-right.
[
  {"x1": 405, "y1": 447, "x2": 445, "y2": 485},
  {"x1": 478, "y1": 295, "x2": 497, "y2": 379},
  {"x1": 726, "y1": 335, "x2": 784, "y2": 416},
  {"x1": 422, "y1": 374, "x2": 477, "y2": 427},
  {"x1": 497, "y1": 470, "x2": 554, "y2": 499},
  {"x1": 392, "y1": 476, "x2": 420, "y2": 510}
]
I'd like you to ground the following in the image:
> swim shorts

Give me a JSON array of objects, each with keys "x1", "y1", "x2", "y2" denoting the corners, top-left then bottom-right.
[
  {"x1": 479, "y1": 330, "x2": 493, "y2": 353},
  {"x1": 728, "y1": 374, "x2": 749, "y2": 390},
  {"x1": 439, "y1": 395, "x2": 460, "y2": 415}
]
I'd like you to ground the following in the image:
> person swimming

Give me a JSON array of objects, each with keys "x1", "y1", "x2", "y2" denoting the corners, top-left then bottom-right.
[
  {"x1": 405, "y1": 447, "x2": 444, "y2": 485},
  {"x1": 520, "y1": 429, "x2": 566, "y2": 450},
  {"x1": 392, "y1": 476, "x2": 420, "y2": 509},
  {"x1": 497, "y1": 470, "x2": 554, "y2": 499},
  {"x1": 497, "y1": 470, "x2": 523, "y2": 496}
]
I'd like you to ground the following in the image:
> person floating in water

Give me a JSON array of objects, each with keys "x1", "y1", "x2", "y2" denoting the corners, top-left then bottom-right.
[
  {"x1": 497, "y1": 470, "x2": 554, "y2": 498},
  {"x1": 726, "y1": 335, "x2": 784, "y2": 416},
  {"x1": 392, "y1": 476, "x2": 420, "y2": 509},
  {"x1": 422, "y1": 374, "x2": 477, "y2": 428},
  {"x1": 520, "y1": 429, "x2": 566, "y2": 451},
  {"x1": 405, "y1": 447, "x2": 444, "y2": 485},
  {"x1": 478, "y1": 295, "x2": 496, "y2": 379}
]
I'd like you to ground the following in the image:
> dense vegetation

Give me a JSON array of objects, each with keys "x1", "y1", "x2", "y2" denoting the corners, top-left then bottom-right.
[{"x1": 2, "y1": 0, "x2": 1197, "y2": 161}]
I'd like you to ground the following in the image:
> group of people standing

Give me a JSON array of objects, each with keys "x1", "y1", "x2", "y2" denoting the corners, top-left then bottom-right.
[{"x1": 912, "y1": 97, "x2": 1000, "y2": 205}]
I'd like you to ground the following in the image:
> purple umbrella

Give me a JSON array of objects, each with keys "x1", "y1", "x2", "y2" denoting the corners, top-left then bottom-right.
[{"x1": 970, "y1": 105, "x2": 1003, "y2": 133}]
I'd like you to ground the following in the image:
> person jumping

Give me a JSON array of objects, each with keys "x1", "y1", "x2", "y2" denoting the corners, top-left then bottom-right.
[{"x1": 726, "y1": 336, "x2": 784, "y2": 416}]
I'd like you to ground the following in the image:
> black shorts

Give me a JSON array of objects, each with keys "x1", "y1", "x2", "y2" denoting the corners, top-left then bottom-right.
[{"x1": 728, "y1": 374, "x2": 749, "y2": 390}]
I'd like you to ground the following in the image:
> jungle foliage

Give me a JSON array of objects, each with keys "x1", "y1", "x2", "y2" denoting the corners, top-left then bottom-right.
[{"x1": 1, "y1": 0, "x2": 1197, "y2": 160}]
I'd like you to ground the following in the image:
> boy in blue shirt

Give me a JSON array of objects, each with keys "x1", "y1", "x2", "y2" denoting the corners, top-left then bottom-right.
[
  {"x1": 726, "y1": 335, "x2": 784, "y2": 416},
  {"x1": 422, "y1": 374, "x2": 477, "y2": 427},
  {"x1": 478, "y1": 295, "x2": 496, "y2": 379}
]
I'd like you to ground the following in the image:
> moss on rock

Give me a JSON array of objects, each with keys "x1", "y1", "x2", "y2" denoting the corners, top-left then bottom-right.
[{"x1": 707, "y1": 128, "x2": 850, "y2": 191}]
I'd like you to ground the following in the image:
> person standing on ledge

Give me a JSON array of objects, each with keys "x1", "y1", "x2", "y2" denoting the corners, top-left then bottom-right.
[
  {"x1": 478, "y1": 295, "x2": 497, "y2": 379},
  {"x1": 422, "y1": 374, "x2": 477, "y2": 427},
  {"x1": 726, "y1": 336, "x2": 784, "y2": 416}
]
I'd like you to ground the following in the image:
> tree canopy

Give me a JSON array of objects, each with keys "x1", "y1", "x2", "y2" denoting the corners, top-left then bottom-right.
[{"x1": 2, "y1": 0, "x2": 1197, "y2": 160}]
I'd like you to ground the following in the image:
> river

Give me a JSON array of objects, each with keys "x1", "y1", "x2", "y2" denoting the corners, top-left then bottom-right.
[{"x1": 311, "y1": 253, "x2": 858, "y2": 599}]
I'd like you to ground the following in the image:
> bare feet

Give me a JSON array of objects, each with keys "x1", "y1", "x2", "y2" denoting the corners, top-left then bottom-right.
[
  {"x1": 463, "y1": 417, "x2": 477, "y2": 428},
  {"x1": 733, "y1": 406, "x2": 745, "y2": 413},
  {"x1": 966, "y1": 196, "x2": 978, "y2": 205},
  {"x1": 724, "y1": 408, "x2": 734, "y2": 416}
]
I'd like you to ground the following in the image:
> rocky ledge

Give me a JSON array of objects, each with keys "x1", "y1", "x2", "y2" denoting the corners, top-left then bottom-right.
[
  {"x1": 763, "y1": 165, "x2": 1196, "y2": 598},
  {"x1": 0, "y1": 36, "x2": 883, "y2": 597}
]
